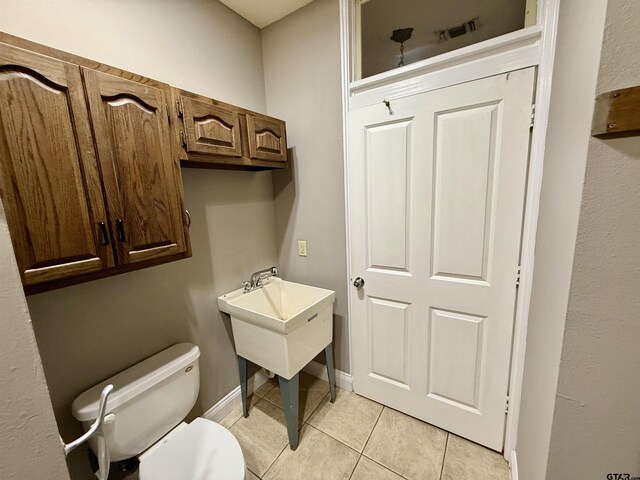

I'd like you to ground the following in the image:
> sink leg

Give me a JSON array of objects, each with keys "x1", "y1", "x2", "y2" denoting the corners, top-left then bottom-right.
[
  {"x1": 237, "y1": 356, "x2": 249, "y2": 418},
  {"x1": 278, "y1": 374, "x2": 299, "y2": 450},
  {"x1": 325, "y1": 344, "x2": 336, "y2": 403}
]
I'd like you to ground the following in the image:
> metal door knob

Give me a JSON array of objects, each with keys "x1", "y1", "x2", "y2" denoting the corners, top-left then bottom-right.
[{"x1": 353, "y1": 277, "x2": 365, "y2": 288}]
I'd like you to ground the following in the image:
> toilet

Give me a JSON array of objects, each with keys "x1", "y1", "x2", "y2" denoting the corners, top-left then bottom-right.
[{"x1": 72, "y1": 343, "x2": 245, "y2": 480}]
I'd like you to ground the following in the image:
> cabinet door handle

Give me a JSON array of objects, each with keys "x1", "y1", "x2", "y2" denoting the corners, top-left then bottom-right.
[
  {"x1": 185, "y1": 209, "x2": 191, "y2": 227},
  {"x1": 115, "y1": 219, "x2": 125, "y2": 242},
  {"x1": 98, "y1": 222, "x2": 109, "y2": 246}
]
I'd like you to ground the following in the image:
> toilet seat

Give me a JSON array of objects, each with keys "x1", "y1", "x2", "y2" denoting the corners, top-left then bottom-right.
[{"x1": 139, "y1": 417, "x2": 245, "y2": 480}]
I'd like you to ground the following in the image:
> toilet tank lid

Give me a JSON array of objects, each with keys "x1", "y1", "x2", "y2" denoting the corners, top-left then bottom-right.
[{"x1": 72, "y1": 343, "x2": 200, "y2": 422}]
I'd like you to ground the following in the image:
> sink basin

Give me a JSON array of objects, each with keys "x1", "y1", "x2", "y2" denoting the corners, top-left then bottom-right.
[{"x1": 218, "y1": 278, "x2": 335, "y2": 379}]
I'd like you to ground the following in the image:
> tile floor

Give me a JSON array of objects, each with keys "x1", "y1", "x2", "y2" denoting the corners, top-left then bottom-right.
[{"x1": 220, "y1": 372, "x2": 510, "y2": 480}]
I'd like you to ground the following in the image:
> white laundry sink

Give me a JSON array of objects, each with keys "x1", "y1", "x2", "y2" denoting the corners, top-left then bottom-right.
[{"x1": 217, "y1": 277, "x2": 335, "y2": 379}]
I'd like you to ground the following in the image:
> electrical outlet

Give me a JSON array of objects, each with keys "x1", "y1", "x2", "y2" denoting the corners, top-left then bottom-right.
[{"x1": 298, "y1": 240, "x2": 307, "y2": 257}]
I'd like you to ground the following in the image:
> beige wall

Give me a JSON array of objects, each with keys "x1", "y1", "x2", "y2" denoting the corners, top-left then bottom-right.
[
  {"x1": 515, "y1": 0, "x2": 607, "y2": 478},
  {"x1": 0, "y1": 1, "x2": 276, "y2": 478},
  {"x1": 546, "y1": 1, "x2": 640, "y2": 477},
  {"x1": 262, "y1": 0, "x2": 350, "y2": 372},
  {"x1": 0, "y1": 204, "x2": 70, "y2": 480},
  {"x1": 0, "y1": 0, "x2": 266, "y2": 111}
]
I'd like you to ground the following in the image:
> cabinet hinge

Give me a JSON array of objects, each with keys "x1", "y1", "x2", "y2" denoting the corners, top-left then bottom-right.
[
  {"x1": 530, "y1": 103, "x2": 536, "y2": 129},
  {"x1": 180, "y1": 130, "x2": 188, "y2": 149},
  {"x1": 505, "y1": 395, "x2": 510, "y2": 414},
  {"x1": 176, "y1": 99, "x2": 184, "y2": 119},
  {"x1": 516, "y1": 266, "x2": 521, "y2": 288}
]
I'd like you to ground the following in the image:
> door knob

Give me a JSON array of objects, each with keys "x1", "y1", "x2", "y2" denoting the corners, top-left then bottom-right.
[{"x1": 353, "y1": 277, "x2": 365, "y2": 288}]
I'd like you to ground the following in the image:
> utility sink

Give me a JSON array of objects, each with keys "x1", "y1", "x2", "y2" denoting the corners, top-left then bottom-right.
[{"x1": 218, "y1": 277, "x2": 335, "y2": 379}]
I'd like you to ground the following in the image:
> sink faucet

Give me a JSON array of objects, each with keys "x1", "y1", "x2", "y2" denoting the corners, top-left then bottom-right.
[{"x1": 242, "y1": 266, "x2": 278, "y2": 293}]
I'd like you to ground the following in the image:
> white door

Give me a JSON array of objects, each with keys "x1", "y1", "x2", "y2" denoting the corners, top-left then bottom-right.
[{"x1": 348, "y1": 68, "x2": 535, "y2": 451}]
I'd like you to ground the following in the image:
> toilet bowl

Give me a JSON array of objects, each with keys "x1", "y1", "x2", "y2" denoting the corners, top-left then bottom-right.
[
  {"x1": 72, "y1": 343, "x2": 245, "y2": 480},
  {"x1": 138, "y1": 418, "x2": 244, "y2": 479}
]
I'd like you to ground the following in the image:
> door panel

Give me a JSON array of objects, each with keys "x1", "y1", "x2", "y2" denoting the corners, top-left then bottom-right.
[
  {"x1": 432, "y1": 103, "x2": 499, "y2": 283},
  {"x1": 369, "y1": 297, "x2": 411, "y2": 387},
  {"x1": 366, "y1": 119, "x2": 412, "y2": 272},
  {"x1": 349, "y1": 69, "x2": 535, "y2": 450},
  {"x1": 181, "y1": 96, "x2": 242, "y2": 157},
  {"x1": 428, "y1": 308, "x2": 485, "y2": 410},
  {"x1": 83, "y1": 69, "x2": 185, "y2": 264},
  {"x1": 0, "y1": 44, "x2": 112, "y2": 285},
  {"x1": 246, "y1": 114, "x2": 287, "y2": 162}
]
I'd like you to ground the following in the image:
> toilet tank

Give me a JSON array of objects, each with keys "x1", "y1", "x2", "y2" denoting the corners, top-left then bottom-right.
[{"x1": 72, "y1": 343, "x2": 200, "y2": 462}]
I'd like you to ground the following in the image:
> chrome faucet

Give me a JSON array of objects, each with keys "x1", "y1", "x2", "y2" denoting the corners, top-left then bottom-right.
[{"x1": 242, "y1": 266, "x2": 278, "y2": 293}]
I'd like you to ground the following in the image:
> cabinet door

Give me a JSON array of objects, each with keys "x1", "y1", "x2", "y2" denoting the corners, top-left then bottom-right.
[
  {"x1": 82, "y1": 69, "x2": 186, "y2": 265},
  {"x1": 246, "y1": 114, "x2": 287, "y2": 162},
  {"x1": 0, "y1": 43, "x2": 113, "y2": 285},
  {"x1": 181, "y1": 96, "x2": 242, "y2": 157}
]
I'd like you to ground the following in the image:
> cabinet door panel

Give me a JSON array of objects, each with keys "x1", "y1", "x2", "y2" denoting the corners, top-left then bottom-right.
[
  {"x1": 83, "y1": 69, "x2": 185, "y2": 265},
  {"x1": 246, "y1": 114, "x2": 287, "y2": 162},
  {"x1": 0, "y1": 43, "x2": 112, "y2": 285},
  {"x1": 182, "y1": 96, "x2": 242, "y2": 157}
]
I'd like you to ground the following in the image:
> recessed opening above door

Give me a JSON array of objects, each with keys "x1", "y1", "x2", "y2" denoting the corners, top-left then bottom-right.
[{"x1": 356, "y1": 0, "x2": 536, "y2": 80}]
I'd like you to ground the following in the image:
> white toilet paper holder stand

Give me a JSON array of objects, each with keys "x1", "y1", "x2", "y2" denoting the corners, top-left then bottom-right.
[{"x1": 60, "y1": 384, "x2": 113, "y2": 479}]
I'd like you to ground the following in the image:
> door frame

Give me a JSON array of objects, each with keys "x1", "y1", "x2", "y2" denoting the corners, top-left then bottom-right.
[{"x1": 339, "y1": 0, "x2": 561, "y2": 461}]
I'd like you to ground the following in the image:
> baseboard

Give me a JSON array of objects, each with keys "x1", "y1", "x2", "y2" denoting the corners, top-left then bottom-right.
[
  {"x1": 302, "y1": 360, "x2": 353, "y2": 392},
  {"x1": 510, "y1": 450, "x2": 519, "y2": 480},
  {"x1": 202, "y1": 369, "x2": 271, "y2": 423},
  {"x1": 203, "y1": 363, "x2": 353, "y2": 423}
]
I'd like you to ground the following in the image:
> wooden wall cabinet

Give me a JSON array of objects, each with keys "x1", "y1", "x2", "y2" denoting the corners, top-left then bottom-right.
[
  {"x1": 174, "y1": 89, "x2": 288, "y2": 170},
  {"x1": 83, "y1": 69, "x2": 187, "y2": 265},
  {"x1": 0, "y1": 38, "x2": 190, "y2": 292},
  {"x1": 0, "y1": 33, "x2": 288, "y2": 292},
  {"x1": 246, "y1": 114, "x2": 287, "y2": 163},
  {"x1": 0, "y1": 43, "x2": 114, "y2": 286},
  {"x1": 180, "y1": 95, "x2": 243, "y2": 157}
]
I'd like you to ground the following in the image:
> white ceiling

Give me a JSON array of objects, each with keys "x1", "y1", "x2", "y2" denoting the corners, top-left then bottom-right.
[{"x1": 219, "y1": 0, "x2": 314, "y2": 29}]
